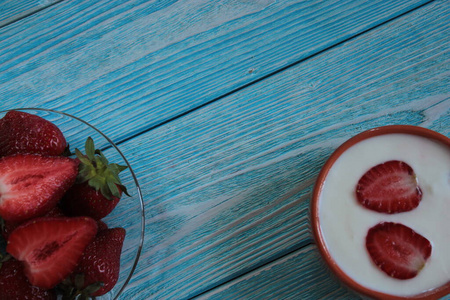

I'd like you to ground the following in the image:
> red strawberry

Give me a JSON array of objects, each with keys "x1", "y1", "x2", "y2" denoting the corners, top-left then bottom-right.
[
  {"x1": 0, "y1": 256, "x2": 56, "y2": 300},
  {"x1": 0, "y1": 154, "x2": 78, "y2": 222},
  {"x1": 61, "y1": 183, "x2": 122, "y2": 220},
  {"x1": 6, "y1": 217, "x2": 98, "y2": 289},
  {"x1": 356, "y1": 160, "x2": 422, "y2": 214},
  {"x1": 1, "y1": 218, "x2": 18, "y2": 240},
  {"x1": 66, "y1": 227, "x2": 126, "y2": 297},
  {"x1": 1, "y1": 206, "x2": 66, "y2": 240},
  {"x1": 41, "y1": 205, "x2": 66, "y2": 218},
  {"x1": 366, "y1": 222, "x2": 432, "y2": 279},
  {"x1": 60, "y1": 137, "x2": 129, "y2": 220},
  {"x1": 96, "y1": 219, "x2": 109, "y2": 231},
  {"x1": 0, "y1": 110, "x2": 67, "y2": 157}
]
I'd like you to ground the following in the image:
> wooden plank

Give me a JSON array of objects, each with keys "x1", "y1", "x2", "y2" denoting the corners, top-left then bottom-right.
[
  {"x1": 96, "y1": 1, "x2": 448, "y2": 299},
  {"x1": 0, "y1": 0, "x2": 61, "y2": 27},
  {"x1": 196, "y1": 246, "x2": 450, "y2": 299},
  {"x1": 195, "y1": 244, "x2": 359, "y2": 300},
  {"x1": 0, "y1": 0, "x2": 433, "y2": 144}
]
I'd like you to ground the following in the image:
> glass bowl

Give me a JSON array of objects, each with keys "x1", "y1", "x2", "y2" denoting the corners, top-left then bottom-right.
[
  {"x1": 0, "y1": 108, "x2": 145, "y2": 300},
  {"x1": 311, "y1": 125, "x2": 450, "y2": 300}
]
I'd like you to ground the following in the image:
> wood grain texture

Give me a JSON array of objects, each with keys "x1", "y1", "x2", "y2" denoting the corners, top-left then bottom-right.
[
  {"x1": 1, "y1": 0, "x2": 449, "y2": 299},
  {"x1": 0, "y1": 0, "x2": 61, "y2": 27},
  {"x1": 88, "y1": 1, "x2": 447, "y2": 298},
  {"x1": 195, "y1": 244, "x2": 360, "y2": 300},
  {"x1": 0, "y1": 0, "x2": 432, "y2": 144}
]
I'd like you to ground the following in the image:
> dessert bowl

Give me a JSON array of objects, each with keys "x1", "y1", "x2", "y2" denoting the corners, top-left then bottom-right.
[
  {"x1": 0, "y1": 108, "x2": 145, "y2": 300},
  {"x1": 311, "y1": 125, "x2": 450, "y2": 300}
]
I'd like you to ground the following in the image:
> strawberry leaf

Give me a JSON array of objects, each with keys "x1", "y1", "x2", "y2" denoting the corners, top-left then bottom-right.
[
  {"x1": 110, "y1": 163, "x2": 128, "y2": 173},
  {"x1": 76, "y1": 149, "x2": 92, "y2": 166},
  {"x1": 118, "y1": 184, "x2": 130, "y2": 197},
  {"x1": 84, "y1": 282, "x2": 104, "y2": 295},
  {"x1": 74, "y1": 273, "x2": 85, "y2": 290},
  {"x1": 108, "y1": 181, "x2": 121, "y2": 198},
  {"x1": 0, "y1": 253, "x2": 11, "y2": 269},
  {"x1": 62, "y1": 144, "x2": 73, "y2": 157},
  {"x1": 85, "y1": 137, "x2": 95, "y2": 161},
  {"x1": 88, "y1": 177, "x2": 104, "y2": 192},
  {"x1": 75, "y1": 138, "x2": 129, "y2": 200}
]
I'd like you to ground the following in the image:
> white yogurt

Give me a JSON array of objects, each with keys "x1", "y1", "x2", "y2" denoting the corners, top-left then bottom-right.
[{"x1": 319, "y1": 133, "x2": 450, "y2": 296}]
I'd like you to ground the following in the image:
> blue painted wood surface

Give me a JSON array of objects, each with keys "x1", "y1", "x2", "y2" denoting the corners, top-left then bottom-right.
[
  {"x1": 0, "y1": 0, "x2": 60, "y2": 27},
  {"x1": 0, "y1": 0, "x2": 433, "y2": 142},
  {"x1": 0, "y1": 0, "x2": 449, "y2": 299},
  {"x1": 109, "y1": 1, "x2": 449, "y2": 298}
]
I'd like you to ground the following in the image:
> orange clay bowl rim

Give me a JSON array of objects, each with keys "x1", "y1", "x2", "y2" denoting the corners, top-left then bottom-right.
[{"x1": 310, "y1": 125, "x2": 450, "y2": 300}]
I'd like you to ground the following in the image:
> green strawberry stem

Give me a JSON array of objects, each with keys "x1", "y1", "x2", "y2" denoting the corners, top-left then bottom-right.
[
  {"x1": 0, "y1": 252, "x2": 11, "y2": 269},
  {"x1": 58, "y1": 274, "x2": 104, "y2": 300},
  {"x1": 75, "y1": 137, "x2": 130, "y2": 200}
]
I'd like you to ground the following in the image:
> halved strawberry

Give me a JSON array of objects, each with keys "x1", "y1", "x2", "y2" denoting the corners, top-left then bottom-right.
[
  {"x1": 0, "y1": 255, "x2": 56, "y2": 300},
  {"x1": 6, "y1": 217, "x2": 97, "y2": 289},
  {"x1": 0, "y1": 154, "x2": 79, "y2": 222},
  {"x1": 366, "y1": 222, "x2": 432, "y2": 279},
  {"x1": 356, "y1": 160, "x2": 422, "y2": 214},
  {"x1": 0, "y1": 110, "x2": 67, "y2": 157}
]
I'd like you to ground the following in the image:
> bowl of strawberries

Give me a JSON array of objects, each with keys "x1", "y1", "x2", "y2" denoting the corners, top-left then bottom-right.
[{"x1": 0, "y1": 108, "x2": 145, "y2": 299}]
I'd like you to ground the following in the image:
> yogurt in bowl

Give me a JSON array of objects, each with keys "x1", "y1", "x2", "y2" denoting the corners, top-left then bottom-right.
[{"x1": 311, "y1": 125, "x2": 450, "y2": 300}]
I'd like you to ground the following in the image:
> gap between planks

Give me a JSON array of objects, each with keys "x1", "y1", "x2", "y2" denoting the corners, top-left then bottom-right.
[
  {"x1": 190, "y1": 239, "x2": 314, "y2": 299},
  {"x1": 110, "y1": 0, "x2": 437, "y2": 149},
  {"x1": 0, "y1": 0, "x2": 65, "y2": 29},
  {"x1": 2, "y1": 0, "x2": 436, "y2": 150},
  {"x1": 150, "y1": 0, "x2": 439, "y2": 298},
  {"x1": 1, "y1": 1, "x2": 441, "y2": 298}
]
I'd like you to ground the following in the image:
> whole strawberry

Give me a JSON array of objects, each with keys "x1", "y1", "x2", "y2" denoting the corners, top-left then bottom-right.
[
  {"x1": 0, "y1": 110, "x2": 67, "y2": 157},
  {"x1": 60, "y1": 137, "x2": 129, "y2": 220},
  {"x1": 0, "y1": 255, "x2": 56, "y2": 300},
  {"x1": 62, "y1": 227, "x2": 126, "y2": 297}
]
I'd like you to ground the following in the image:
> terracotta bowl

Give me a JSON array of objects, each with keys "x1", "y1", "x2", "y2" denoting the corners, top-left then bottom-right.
[{"x1": 310, "y1": 125, "x2": 450, "y2": 300}]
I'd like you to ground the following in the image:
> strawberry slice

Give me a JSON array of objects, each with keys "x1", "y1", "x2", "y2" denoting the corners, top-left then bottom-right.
[
  {"x1": 366, "y1": 222, "x2": 432, "y2": 279},
  {"x1": 6, "y1": 217, "x2": 97, "y2": 289},
  {"x1": 0, "y1": 154, "x2": 78, "y2": 222},
  {"x1": 356, "y1": 160, "x2": 422, "y2": 213},
  {"x1": 0, "y1": 110, "x2": 67, "y2": 157}
]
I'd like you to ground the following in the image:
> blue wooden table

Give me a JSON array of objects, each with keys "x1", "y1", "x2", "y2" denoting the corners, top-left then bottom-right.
[{"x1": 0, "y1": 0, "x2": 449, "y2": 299}]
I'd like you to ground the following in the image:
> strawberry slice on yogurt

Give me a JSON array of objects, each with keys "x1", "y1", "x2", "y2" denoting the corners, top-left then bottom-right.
[
  {"x1": 356, "y1": 160, "x2": 422, "y2": 214},
  {"x1": 366, "y1": 222, "x2": 432, "y2": 280}
]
